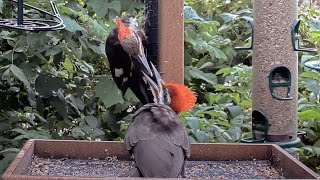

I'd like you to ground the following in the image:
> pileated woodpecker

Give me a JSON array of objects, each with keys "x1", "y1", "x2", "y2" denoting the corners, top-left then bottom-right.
[
  {"x1": 105, "y1": 15, "x2": 153, "y2": 104},
  {"x1": 122, "y1": 63, "x2": 197, "y2": 178}
]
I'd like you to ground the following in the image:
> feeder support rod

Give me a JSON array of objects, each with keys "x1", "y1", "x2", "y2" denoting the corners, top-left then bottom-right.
[{"x1": 17, "y1": 0, "x2": 23, "y2": 25}]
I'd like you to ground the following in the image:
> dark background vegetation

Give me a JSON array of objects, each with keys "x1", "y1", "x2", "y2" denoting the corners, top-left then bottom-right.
[{"x1": 0, "y1": 0, "x2": 319, "y2": 175}]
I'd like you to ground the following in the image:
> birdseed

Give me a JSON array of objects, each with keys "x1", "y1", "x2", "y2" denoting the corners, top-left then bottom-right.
[{"x1": 28, "y1": 155, "x2": 284, "y2": 179}]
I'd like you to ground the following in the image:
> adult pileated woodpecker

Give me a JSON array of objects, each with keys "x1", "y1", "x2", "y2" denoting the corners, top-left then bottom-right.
[
  {"x1": 105, "y1": 15, "x2": 153, "y2": 104},
  {"x1": 122, "y1": 63, "x2": 197, "y2": 178}
]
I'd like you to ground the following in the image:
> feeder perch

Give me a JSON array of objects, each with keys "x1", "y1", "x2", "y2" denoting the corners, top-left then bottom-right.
[
  {"x1": 292, "y1": 20, "x2": 317, "y2": 53},
  {"x1": 234, "y1": 18, "x2": 254, "y2": 51},
  {"x1": 1, "y1": 139, "x2": 319, "y2": 179},
  {"x1": 0, "y1": 0, "x2": 65, "y2": 31},
  {"x1": 290, "y1": 20, "x2": 320, "y2": 71},
  {"x1": 268, "y1": 66, "x2": 293, "y2": 101},
  {"x1": 242, "y1": 110, "x2": 269, "y2": 143}
]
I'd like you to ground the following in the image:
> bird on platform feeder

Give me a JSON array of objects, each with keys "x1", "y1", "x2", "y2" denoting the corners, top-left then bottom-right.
[
  {"x1": 105, "y1": 15, "x2": 154, "y2": 104},
  {"x1": 122, "y1": 63, "x2": 197, "y2": 178}
]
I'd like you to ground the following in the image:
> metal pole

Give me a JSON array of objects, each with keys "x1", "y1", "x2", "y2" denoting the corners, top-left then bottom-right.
[
  {"x1": 17, "y1": 0, "x2": 24, "y2": 25},
  {"x1": 253, "y1": 0, "x2": 299, "y2": 146},
  {"x1": 145, "y1": 0, "x2": 159, "y2": 68}
]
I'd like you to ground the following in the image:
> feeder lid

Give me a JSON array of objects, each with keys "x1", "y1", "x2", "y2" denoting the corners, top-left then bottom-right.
[
  {"x1": 304, "y1": 60, "x2": 320, "y2": 71},
  {"x1": 0, "y1": 0, "x2": 65, "y2": 31}
]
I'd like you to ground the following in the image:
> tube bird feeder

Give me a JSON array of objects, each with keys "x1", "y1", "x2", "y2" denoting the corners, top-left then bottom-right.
[{"x1": 247, "y1": 0, "x2": 307, "y2": 147}]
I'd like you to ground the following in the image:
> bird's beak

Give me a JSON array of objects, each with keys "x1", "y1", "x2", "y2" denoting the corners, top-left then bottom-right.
[
  {"x1": 141, "y1": 63, "x2": 163, "y2": 103},
  {"x1": 136, "y1": 54, "x2": 153, "y2": 76},
  {"x1": 142, "y1": 70, "x2": 159, "y2": 103}
]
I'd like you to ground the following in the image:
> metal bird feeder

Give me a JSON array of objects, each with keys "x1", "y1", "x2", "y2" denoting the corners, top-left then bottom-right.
[
  {"x1": 0, "y1": 0, "x2": 65, "y2": 31},
  {"x1": 238, "y1": 0, "x2": 320, "y2": 148}
]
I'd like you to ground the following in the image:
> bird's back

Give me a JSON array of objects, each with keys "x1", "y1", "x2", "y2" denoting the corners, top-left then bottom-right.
[{"x1": 125, "y1": 103, "x2": 191, "y2": 177}]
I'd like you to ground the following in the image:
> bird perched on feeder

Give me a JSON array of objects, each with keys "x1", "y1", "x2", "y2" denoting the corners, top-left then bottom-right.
[
  {"x1": 122, "y1": 63, "x2": 197, "y2": 178},
  {"x1": 105, "y1": 15, "x2": 153, "y2": 104}
]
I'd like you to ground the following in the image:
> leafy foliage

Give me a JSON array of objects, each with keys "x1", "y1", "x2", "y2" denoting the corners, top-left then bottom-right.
[
  {"x1": 0, "y1": 0, "x2": 144, "y2": 174},
  {"x1": 0, "y1": 0, "x2": 320, "y2": 176}
]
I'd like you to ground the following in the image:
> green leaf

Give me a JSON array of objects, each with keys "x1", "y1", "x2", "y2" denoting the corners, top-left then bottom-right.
[
  {"x1": 35, "y1": 74, "x2": 66, "y2": 98},
  {"x1": 299, "y1": 71, "x2": 319, "y2": 80},
  {"x1": 221, "y1": 13, "x2": 238, "y2": 22},
  {"x1": 88, "y1": 0, "x2": 121, "y2": 17},
  {"x1": 92, "y1": 128, "x2": 105, "y2": 137},
  {"x1": 19, "y1": 62, "x2": 39, "y2": 81},
  {"x1": 85, "y1": 116, "x2": 98, "y2": 128},
  {"x1": 204, "y1": 110, "x2": 227, "y2": 118},
  {"x1": 187, "y1": 67, "x2": 217, "y2": 86},
  {"x1": 0, "y1": 0, "x2": 3, "y2": 14},
  {"x1": 13, "y1": 134, "x2": 29, "y2": 140},
  {"x1": 51, "y1": 91, "x2": 68, "y2": 121},
  {"x1": 10, "y1": 65, "x2": 31, "y2": 90},
  {"x1": 61, "y1": 16, "x2": 86, "y2": 32},
  {"x1": 121, "y1": 0, "x2": 144, "y2": 10},
  {"x1": 71, "y1": 127, "x2": 85, "y2": 138},
  {"x1": 314, "y1": 139, "x2": 320, "y2": 147},
  {"x1": 298, "y1": 109, "x2": 320, "y2": 119},
  {"x1": 301, "y1": 55, "x2": 316, "y2": 64},
  {"x1": 184, "y1": 5, "x2": 204, "y2": 21},
  {"x1": 63, "y1": 58, "x2": 75, "y2": 73},
  {"x1": 124, "y1": 89, "x2": 139, "y2": 102},
  {"x1": 305, "y1": 79, "x2": 320, "y2": 95},
  {"x1": 215, "y1": 67, "x2": 233, "y2": 76},
  {"x1": 95, "y1": 77, "x2": 124, "y2": 109},
  {"x1": 194, "y1": 129, "x2": 208, "y2": 143},
  {"x1": 10, "y1": 128, "x2": 27, "y2": 135},
  {"x1": 0, "y1": 148, "x2": 20, "y2": 154},
  {"x1": 185, "y1": 117, "x2": 199, "y2": 132},
  {"x1": 208, "y1": 46, "x2": 228, "y2": 60}
]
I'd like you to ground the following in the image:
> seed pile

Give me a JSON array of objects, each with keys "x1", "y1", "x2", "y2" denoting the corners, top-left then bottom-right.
[
  {"x1": 185, "y1": 161, "x2": 284, "y2": 179},
  {"x1": 28, "y1": 155, "x2": 134, "y2": 177},
  {"x1": 28, "y1": 155, "x2": 284, "y2": 179}
]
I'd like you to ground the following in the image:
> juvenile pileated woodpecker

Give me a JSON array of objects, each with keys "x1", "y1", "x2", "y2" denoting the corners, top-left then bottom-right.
[
  {"x1": 105, "y1": 15, "x2": 153, "y2": 104},
  {"x1": 123, "y1": 63, "x2": 197, "y2": 178}
]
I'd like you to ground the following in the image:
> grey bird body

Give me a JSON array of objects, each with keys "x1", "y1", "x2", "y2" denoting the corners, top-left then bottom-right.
[{"x1": 124, "y1": 103, "x2": 191, "y2": 178}]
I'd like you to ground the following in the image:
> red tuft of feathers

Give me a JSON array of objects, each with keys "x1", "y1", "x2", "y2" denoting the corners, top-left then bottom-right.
[
  {"x1": 162, "y1": 82, "x2": 197, "y2": 113},
  {"x1": 115, "y1": 18, "x2": 131, "y2": 40}
]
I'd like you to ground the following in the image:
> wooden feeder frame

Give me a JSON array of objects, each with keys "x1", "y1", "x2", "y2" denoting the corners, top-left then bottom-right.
[{"x1": 1, "y1": 139, "x2": 319, "y2": 180}]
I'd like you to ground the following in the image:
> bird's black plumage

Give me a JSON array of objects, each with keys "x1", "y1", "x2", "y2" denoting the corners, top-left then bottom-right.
[{"x1": 105, "y1": 16, "x2": 153, "y2": 104}]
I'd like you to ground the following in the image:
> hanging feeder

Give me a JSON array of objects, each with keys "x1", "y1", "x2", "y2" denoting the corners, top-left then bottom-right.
[{"x1": 0, "y1": 0, "x2": 65, "y2": 31}]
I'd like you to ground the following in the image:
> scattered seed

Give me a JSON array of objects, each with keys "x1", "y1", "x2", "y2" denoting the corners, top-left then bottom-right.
[{"x1": 28, "y1": 155, "x2": 284, "y2": 179}]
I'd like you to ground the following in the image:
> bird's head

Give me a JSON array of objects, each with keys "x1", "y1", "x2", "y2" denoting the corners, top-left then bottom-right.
[
  {"x1": 115, "y1": 18, "x2": 132, "y2": 41},
  {"x1": 121, "y1": 15, "x2": 139, "y2": 29},
  {"x1": 143, "y1": 63, "x2": 196, "y2": 113}
]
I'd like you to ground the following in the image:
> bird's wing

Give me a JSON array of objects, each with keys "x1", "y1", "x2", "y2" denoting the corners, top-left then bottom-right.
[
  {"x1": 125, "y1": 104, "x2": 191, "y2": 177},
  {"x1": 105, "y1": 28, "x2": 132, "y2": 95},
  {"x1": 105, "y1": 28, "x2": 154, "y2": 104}
]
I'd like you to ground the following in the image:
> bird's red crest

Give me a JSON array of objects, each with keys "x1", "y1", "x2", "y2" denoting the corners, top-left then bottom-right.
[
  {"x1": 116, "y1": 18, "x2": 131, "y2": 41},
  {"x1": 162, "y1": 82, "x2": 197, "y2": 113}
]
